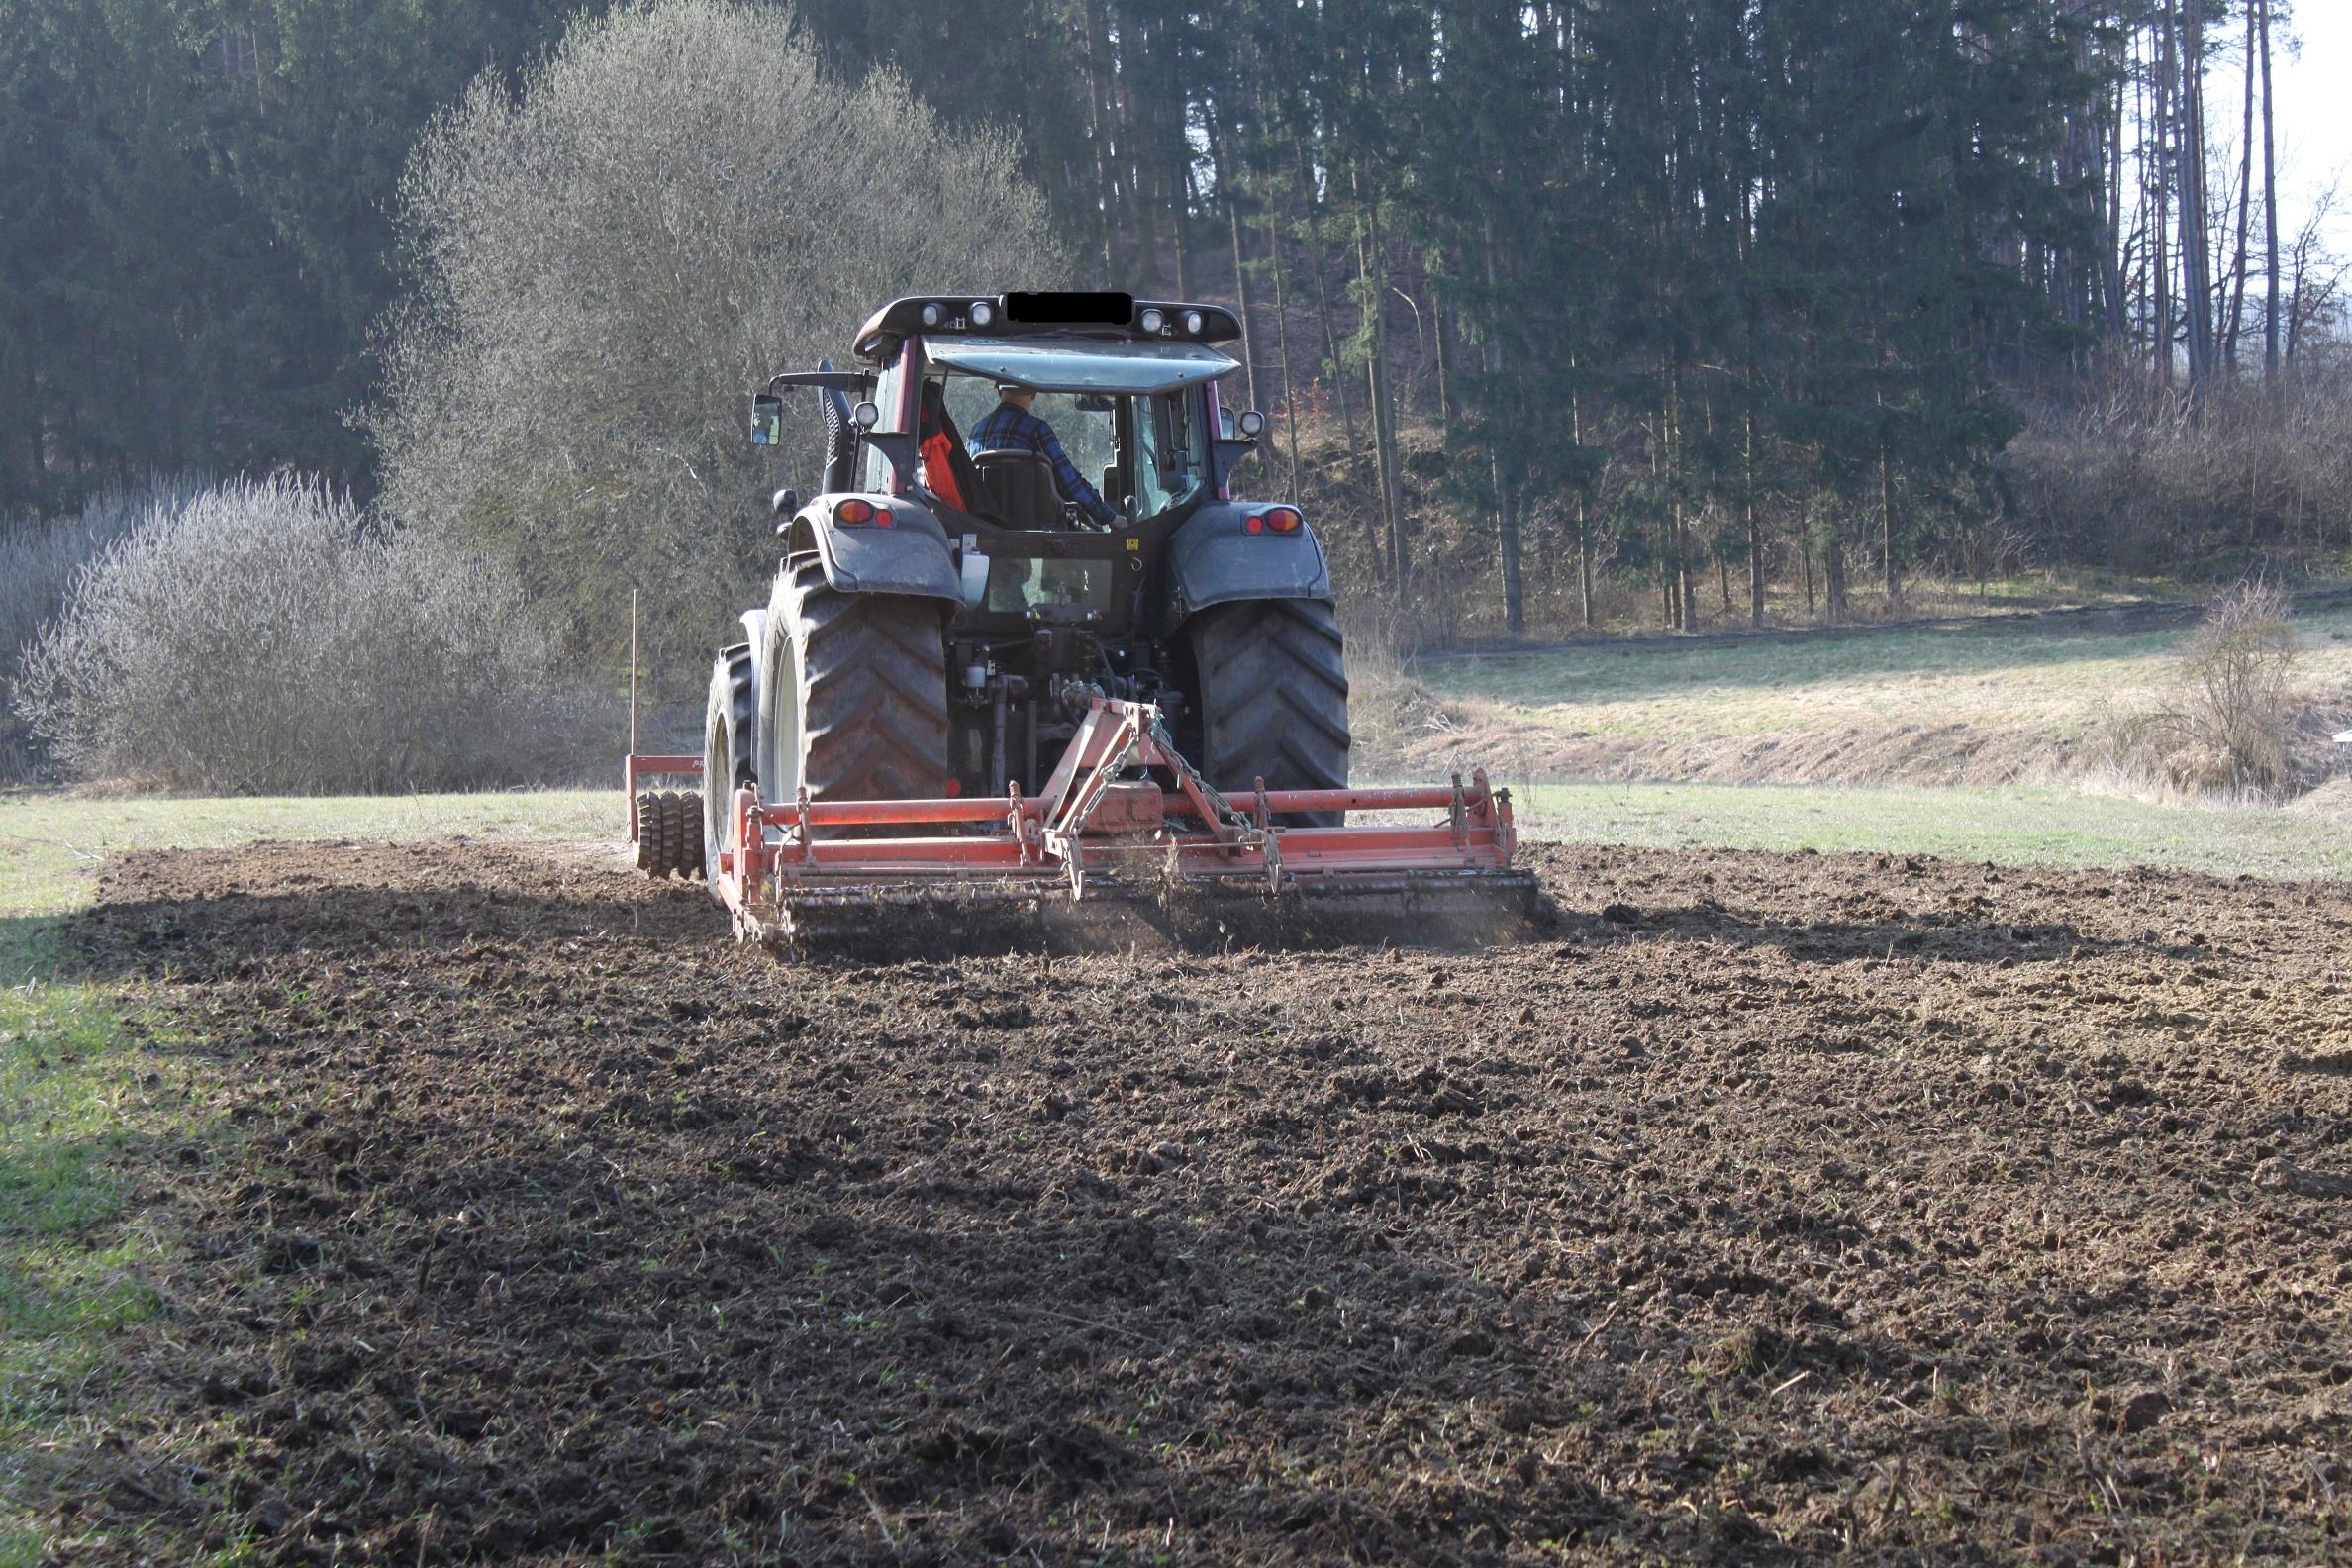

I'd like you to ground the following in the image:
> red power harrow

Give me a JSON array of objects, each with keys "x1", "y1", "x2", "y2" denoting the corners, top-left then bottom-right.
[{"x1": 630, "y1": 696, "x2": 1537, "y2": 946}]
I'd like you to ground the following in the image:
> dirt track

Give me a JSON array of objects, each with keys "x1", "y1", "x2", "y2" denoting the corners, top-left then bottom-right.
[{"x1": 51, "y1": 838, "x2": 2352, "y2": 1563}]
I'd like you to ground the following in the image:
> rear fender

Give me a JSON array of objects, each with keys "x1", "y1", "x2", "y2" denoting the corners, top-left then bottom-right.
[
  {"x1": 779, "y1": 494, "x2": 961, "y2": 605},
  {"x1": 1163, "y1": 501, "x2": 1333, "y2": 626}
]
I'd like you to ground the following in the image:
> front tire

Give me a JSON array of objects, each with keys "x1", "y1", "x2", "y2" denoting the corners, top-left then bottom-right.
[
  {"x1": 1182, "y1": 597, "x2": 1351, "y2": 825},
  {"x1": 758, "y1": 555, "x2": 951, "y2": 815}
]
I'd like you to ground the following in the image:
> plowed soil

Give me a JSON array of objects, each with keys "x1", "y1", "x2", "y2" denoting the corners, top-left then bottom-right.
[{"x1": 49, "y1": 837, "x2": 2352, "y2": 1564}]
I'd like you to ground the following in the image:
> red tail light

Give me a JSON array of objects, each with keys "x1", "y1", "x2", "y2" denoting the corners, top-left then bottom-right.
[
  {"x1": 834, "y1": 498, "x2": 880, "y2": 526},
  {"x1": 1253, "y1": 506, "x2": 1302, "y2": 535}
]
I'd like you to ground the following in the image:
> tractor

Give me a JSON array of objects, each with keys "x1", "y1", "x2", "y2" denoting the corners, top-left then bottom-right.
[{"x1": 629, "y1": 290, "x2": 1529, "y2": 945}]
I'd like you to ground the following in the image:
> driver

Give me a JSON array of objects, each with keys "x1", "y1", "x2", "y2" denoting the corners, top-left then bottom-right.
[{"x1": 969, "y1": 383, "x2": 1121, "y2": 527}]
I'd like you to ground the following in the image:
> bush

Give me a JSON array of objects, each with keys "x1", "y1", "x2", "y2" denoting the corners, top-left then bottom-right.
[
  {"x1": 367, "y1": 0, "x2": 1064, "y2": 699},
  {"x1": 0, "y1": 481, "x2": 207, "y2": 777},
  {"x1": 2096, "y1": 580, "x2": 2303, "y2": 798},
  {"x1": 2003, "y1": 374, "x2": 2352, "y2": 574},
  {"x1": 14, "y1": 476, "x2": 575, "y2": 793}
]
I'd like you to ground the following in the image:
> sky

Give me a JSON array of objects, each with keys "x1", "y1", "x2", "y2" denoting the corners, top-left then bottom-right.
[{"x1": 2273, "y1": 1, "x2": 2352, "y2": 259}]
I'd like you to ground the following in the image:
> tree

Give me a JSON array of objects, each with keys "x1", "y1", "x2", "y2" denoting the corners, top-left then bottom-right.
[
  {"x1": 0, "y1": 0, "x2": 597, "y2": 516},
  {"x1": 366, "y1": 0, "x2": 1063, "y2": 683}
]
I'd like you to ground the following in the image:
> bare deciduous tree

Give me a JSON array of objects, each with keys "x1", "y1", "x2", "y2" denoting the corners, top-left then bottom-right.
[{"x1": 366, "y1": 0, "x2": 1066, "y2": 689}]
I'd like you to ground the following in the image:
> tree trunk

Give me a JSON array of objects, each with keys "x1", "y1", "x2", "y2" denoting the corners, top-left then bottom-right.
[
  {"x1": 1080, "y1": 0, "x2": 1118, "y2": 277},
  {"x1": 2105, "y1": 58, "x2": 2128, "y2": 342},
  {"x1": 1295, "y1": 142, "x2": 1358, "y2": 453},
  {"x1": 1880, "y1": 438, "x2": 1899, "y2": 607},
  {"x1": 1495, "y1": 462, "x2": 1522, "y2": 636},
  {"x1": 1132, "y1": 154, "x2": 1164, "y2": 292},
  {"x1": 1572, "y1": 379, "x2": 1594, "y2": 629},
  {"x1": 2153, "y1": 6, "x2": 2175, "y2": 384},
  {"x1": 1744, "y1": 409, "x2": 1764, "y2": 628},
  {"x1": 1172, "y1": 158, "x2": 1193, "y2": 298},
  {"x1": 2260, "y1": 0, "x2": 2281, "y2": 382},
  {"x1": 1431, "y1": 293, "x2": 1455, "y2": 424},
  {"x1": 1223, "y1": 172, "x2": 1260, "y2": 416},
  {"x1": 1480, "y1": 221, "x2": 1519, "y2": 634},
  {"x1": 1262, "y1": 202, "x2": 1302, "y2": 484},
  {"x1": 1357, "y1": 183, "x2": 1407, "y2": 594},
  {"x1": 2224, "y1": 0, "x2": 2257, "y2": 371},
  {"x1": 2180, "y1": 0, "x2": 2214, "y2": 401},
  {"x1": 1668, "y1": 365, "x2": 1695, "y2": 631},
  {"x1": 1825, "y1": 526, "x2": 1848, "y2": 624}
]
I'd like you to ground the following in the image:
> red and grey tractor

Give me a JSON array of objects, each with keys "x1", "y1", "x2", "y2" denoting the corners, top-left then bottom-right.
[{"x1": 629, "y1": 290, "x2": 1528, "y2": 944}]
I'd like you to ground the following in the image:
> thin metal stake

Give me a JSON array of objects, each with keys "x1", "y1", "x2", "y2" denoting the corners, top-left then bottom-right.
[{"x1": 629, "y1": 588, "x2": 639, "y2": 761}]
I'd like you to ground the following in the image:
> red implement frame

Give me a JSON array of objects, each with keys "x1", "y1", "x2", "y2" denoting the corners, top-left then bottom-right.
[{"x1": 626, "y1": 696, "x2": 1531, "y2": 945}]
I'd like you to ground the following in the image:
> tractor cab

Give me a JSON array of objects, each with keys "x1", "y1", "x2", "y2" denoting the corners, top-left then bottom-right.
[
  {"x1": 861, "y1": 295, "x2": 1258, "y2": 637},
  {"x1": 755, "y1": 293, "x2": 1276, "y2": 644}
]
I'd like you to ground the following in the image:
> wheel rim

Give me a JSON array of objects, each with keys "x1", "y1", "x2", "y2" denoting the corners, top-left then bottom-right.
[
  {"x1": 762, "y1": 624, "x2": 804, "y2": 801},
  {"x1": 703, "y1": 703, "x2": 731, "y2": 879}
]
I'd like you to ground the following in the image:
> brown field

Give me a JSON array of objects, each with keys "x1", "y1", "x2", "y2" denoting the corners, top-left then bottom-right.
[{"x1": 42, "y1": 837, "x2": 2352, "y2": 1564}]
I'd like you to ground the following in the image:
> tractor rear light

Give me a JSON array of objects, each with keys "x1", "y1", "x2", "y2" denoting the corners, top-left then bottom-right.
[
  {"x1": 920, "y1": 302, "x2": 943, "y2": 327},
  {"x1": 834, "y1": 498, "x2": 879, "y2": 526},
  {"x1": 1244, "y1": 515, "x2": 1264, "y2": 535},
  {"x1": 968, "y1": 299, "x2": 996, "y2": 328},
  {"x1": 1254, "y1": 506, "x2": 1302, "y2": 535},
  {"x1": 1183, "y1": 309, "x2": 1205, "y2": 335},
  {"x1": 1139, "y1": 307, "x2": 1165, "y2": 334}
]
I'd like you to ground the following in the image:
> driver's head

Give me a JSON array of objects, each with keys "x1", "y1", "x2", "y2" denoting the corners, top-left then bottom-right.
[{"x1": 997, "y1": 382, "x2": 1036, "y2": 410}]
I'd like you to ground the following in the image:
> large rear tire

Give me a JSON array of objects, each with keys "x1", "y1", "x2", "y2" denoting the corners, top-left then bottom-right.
[
  {"x1": 1182, "y1": 598, "x2": 1351, "y2": 826},
  {"x1": 758, "y1": 555, "x2": 951, "y2": 815},
  {"x1": 701, "y1": 643, "x2": 757, "y2": 898}
]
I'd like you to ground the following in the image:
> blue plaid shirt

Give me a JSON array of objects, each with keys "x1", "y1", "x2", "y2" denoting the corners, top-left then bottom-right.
[{"x1": 969, "y1": 402, "x2": 1120, "y2": 525}]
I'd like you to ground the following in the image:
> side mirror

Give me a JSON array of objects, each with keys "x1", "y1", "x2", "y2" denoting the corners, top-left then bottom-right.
[{"x1": 750, "y1": 393, "x2": 784, "y2": 446}]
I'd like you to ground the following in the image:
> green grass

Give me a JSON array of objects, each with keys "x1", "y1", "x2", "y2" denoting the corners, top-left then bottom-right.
[
  {"x1": 0, "y1": 788, "x2": 612, "y2": 918},
  {"x1": 0, "y1": 919, "x2": 167, "y2": 1557},
  {"x1": 1421, "y1": 605, "x2": 2352, "y2": 746},
  {"x1": 1517, "y1": 779, "x2": 2352, "y2": 881},
  {"x1": 0, "y1": 787, "x2": 603, "y2": 1559}
]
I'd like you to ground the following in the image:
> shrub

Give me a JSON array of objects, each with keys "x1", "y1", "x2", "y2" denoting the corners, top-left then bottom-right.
[
  {"x1": 14, "y1": 476, "x2": 574, "y2": 794},
  {"x1": 2096, "y1": 580, "x2": 2303, "y2": 798},
  {"x1": 2003, "y1": 374, "x2": 2352, "y2": 574},
  {"x1": 367, "y1": 0, "x2": 1064, "y2": 699},
  {"x1": 0, "y1": 481, "x2": 213, "y2": 776}
]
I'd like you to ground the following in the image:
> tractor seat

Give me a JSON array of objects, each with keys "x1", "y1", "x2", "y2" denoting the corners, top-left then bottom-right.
[{"x1": 972, "y1": 449, "x2": 1067, "y2": 529}]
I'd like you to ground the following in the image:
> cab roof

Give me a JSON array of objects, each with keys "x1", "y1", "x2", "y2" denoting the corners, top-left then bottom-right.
[{"x1": 852, "y1": 292, "x2": 1243, "y2": 365}]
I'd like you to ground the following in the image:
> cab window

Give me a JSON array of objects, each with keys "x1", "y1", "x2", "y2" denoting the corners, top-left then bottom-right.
[{"x1": 1132, "y1": 389, "x2": 1205, "y2": 518}]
